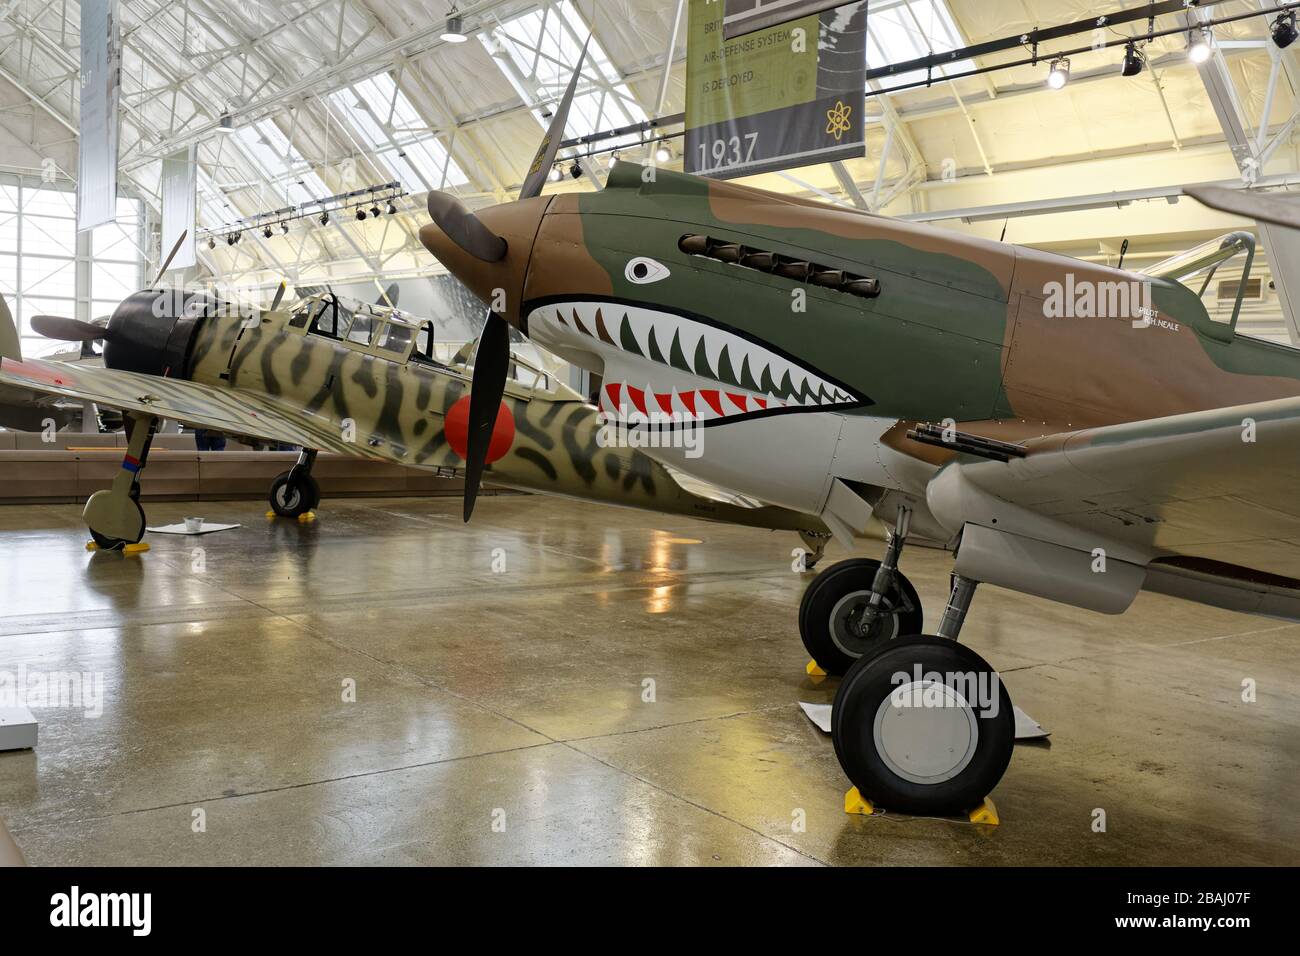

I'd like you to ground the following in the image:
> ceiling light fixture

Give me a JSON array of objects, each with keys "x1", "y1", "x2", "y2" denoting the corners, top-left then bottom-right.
[
  {"x1": 386, "y1": 202, "x2": 398, "y2": 215},
  {"x1": 217, "y1": 114, "x2": 236, "y2": 134},
  {"x1": 1188, "y1": 27, "x2": 1213, "y2": 64},
  {"x1": 263, "y1": 225, "x2": 274, "y2": 239},
  {"x1": 1121, "y1": 42, "x2": 1145, "y2": 78},
  {"x1": 655, "y1": 142, "x2": 673, "y2": 164},
  {"x1": 356, "y1": 207, "x2": 368, "y2": 221},
  {"x1": 1046, "y1": 57, "x2": 1070, "y2": 90},
  {"x1": 442, "y1": 7, "x2": 468, "y2": 43},
  {"x1": 319, "y1": 212, "x2": 330, "y2": 226},
  {"x1": 1273, "y1": 12, "x2": 1298, "y2": 50}
]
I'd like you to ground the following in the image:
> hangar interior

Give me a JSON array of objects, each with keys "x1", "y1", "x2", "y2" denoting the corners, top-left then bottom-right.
[{"x1": 0, "y1": 0, "x2": 1298, "y2": 866}]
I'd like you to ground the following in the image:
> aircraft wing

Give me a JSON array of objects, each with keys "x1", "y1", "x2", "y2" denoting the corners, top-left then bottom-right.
[
  {"x1": 939, "y1": 395, "x2": 1300, "y2": 612},
  {"x1": 0, "y1": 357, "x2": 375, "y2": 458}
]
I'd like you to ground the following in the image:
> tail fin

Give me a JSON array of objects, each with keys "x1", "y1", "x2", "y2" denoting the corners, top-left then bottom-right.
[
  {"x1": 1185, "y1": 185, "x2": 1300, "y2": 344},
  {"x1": 1184, "y1": 184, "x2": 1300, "y2": 230},
  {"x1": 0, "y1": 292, "x2": 21, "y2": 363}
]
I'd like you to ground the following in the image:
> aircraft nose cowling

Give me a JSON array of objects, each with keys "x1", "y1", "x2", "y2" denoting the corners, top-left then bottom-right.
[
  {"x1": 419, "y1": 194, "x2": 552, "y2": 329},
  {"x1": 102, "y1": 290, "x2": 222, "y2": 379}
]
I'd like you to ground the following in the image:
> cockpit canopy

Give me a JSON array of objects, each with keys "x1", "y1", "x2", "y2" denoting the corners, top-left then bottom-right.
[{"x1": 288, "y1": 293, "x2": 436, "y2": 364}]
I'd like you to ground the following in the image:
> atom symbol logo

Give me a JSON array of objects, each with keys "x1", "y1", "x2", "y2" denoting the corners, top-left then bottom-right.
[{"x1": 826, "y1": 100, "x2": 853, "y2": 141}]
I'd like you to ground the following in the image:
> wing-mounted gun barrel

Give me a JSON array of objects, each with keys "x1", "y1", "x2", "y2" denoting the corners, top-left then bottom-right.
[{"x1": 906, "y1": 423, "x2": 1029, "y2": 463}]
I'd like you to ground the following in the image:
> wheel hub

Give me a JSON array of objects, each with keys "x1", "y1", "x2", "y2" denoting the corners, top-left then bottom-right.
[
  {"x1": 829, "y1": 589, "x2": 901, "y2": 657},
  {"x1": 872, "y1": 680, "x2": 979, "y2": 785}
]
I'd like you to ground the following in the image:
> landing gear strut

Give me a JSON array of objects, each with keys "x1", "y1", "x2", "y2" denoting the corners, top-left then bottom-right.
[
  {"x1": 799, "y1": 506, "x2": 923, "y2": 676},
  {"x1": 269, "y1": 448, "x2": 321, "y2": 519},
  {"x1": 831, "y1": 574, "x2": 1016, "y2": 816},
  {"x1": 83, "y1": 413, "x2": 157, "y2": 551}
]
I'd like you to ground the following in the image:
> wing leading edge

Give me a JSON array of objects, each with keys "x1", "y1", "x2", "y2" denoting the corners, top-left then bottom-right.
[
  {"x1": 938, "y1": 395, "x2": 1300, "y2": 613},
  {"x1": 0, "y1": 356, "x2": 380, "y2": 459}
]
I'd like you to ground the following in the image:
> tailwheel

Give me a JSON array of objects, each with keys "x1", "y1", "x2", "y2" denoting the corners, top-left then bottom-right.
[
  {"x1": 832, "y1": 635, "x2": 1014, "y2": 817},
  {"x1": 270, "y1": 470, "x2": 321, "y2": 519},
  {"x1": 799, "y1": 557, "x2": 923, "y2": 676}
]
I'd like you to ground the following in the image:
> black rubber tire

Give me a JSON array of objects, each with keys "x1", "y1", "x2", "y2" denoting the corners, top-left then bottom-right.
[
  {"x1": 832, "y1": 635, "x2": 1015, "y2": 817},
  {"x1": 799, "y1": 558, "x2": 923, "y2": 676},
  {"x1": 270, "y1": 471, "x2": 320, "y2": 519},
  {"x1": 90, "y1": 499, "x2": 146, "y2": 552}
]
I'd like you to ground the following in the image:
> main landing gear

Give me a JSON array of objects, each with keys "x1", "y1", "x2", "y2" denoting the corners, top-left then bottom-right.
[
  {"x1": 83, "y1": 413, "x2": 157, "y2": 551},
  {"x1": 832, "y1": 575, "x2": 1015, "y2": 817},
  {"x1": 806, "y1": 507, "x2": 1016, "y2": 817},
  {"x1": 269, "y1": 449, "x2": 321, "y2": 519},
  {"x1": 800, "y1": 506, "x2": 923, "y2": 676}
]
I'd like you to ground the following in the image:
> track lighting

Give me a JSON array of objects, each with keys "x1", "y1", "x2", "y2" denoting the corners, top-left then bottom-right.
[
  {"x1": 319, "y1": 212, "x2": 330, "y2": 226},
  {"x1": 1121, "y1": 43, "x2": 1145, "y2": 78},
  {"x1": 263, "y1": 225, "x2": 274, "y2": 239},
  {"x1": 356, "y1": 207, "x2": 368, "y2": 221},
  {"x1": 370, "y1": 205, "x2": 381, "y2": 218},
  {"x1": 549, "y1": 165, "x2": 564, "y2": 183},
  {"x1": 280, "y1": 222, "x2": 290, "y2": 235},
  {"x1": 655, "y1": 142, "x2": 673, "y2": 164},
  {"x1": 208, "y1": 237, "x2": 216, "y2": 250},
  {"x1": 1188, "y1": 27, "x2": 1212, "y2": 64},
  {"x1": 1046, "y1": 57, "x2": 1070, "y2": 90},
  {"x1": 217, "y1": 114, "x2": 236, "y2": 134},
  {"x1": 226, "y1": 234, "x2": 237, "y2": 246},
  {"x1": 387, "y1": 202, "x2": 397, "y2": 215},
  {"x1": 1273, "y1": 12, "x2": 1298, "y2": 50},
  {"x1": 569, "y1": 162, "x2": 582, "y2": 179}
]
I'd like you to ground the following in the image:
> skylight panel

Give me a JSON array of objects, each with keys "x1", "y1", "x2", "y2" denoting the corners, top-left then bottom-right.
[
  {"x1": 482, "y1": 0, "x2": 648, "y2": 151},
  {"x1": 328, "y1": 73, "x2": 469, "y2": 192},
  {"x1": 868, "y1": 0, "x2": 974, "y2": 92}
]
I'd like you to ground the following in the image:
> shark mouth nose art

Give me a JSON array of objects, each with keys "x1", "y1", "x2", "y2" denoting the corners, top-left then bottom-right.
[{"x1": 528, "y1": 301, "x2": 866, "y2": 424}]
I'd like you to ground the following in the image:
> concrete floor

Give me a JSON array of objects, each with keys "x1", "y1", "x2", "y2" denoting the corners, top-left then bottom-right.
[{"x1": 0, "y1": 495, "x2": 1297, "y2": 866}]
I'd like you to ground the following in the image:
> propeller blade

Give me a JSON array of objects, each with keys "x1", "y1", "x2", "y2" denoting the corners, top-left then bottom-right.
[
  {"x1": 151, "y1": 230, "x2": 189, "y2": 287},
  {"x1": 1184, "y1": 184, "x2": 1300, "y2": 230},
  {"x1": 519, "y1": 35, "x2": 591, "y2": 201},
  {"x1": 270, "y1": 281, "x2": 288, "y2": 312},
  {"x1": 462, "y1": 313, "x2": 512, "y2": 522},
  {"x1": 426, "y1": 192, "x2": 508, "y2": 263},
  {"x1": 31, "y1": 315, "x2": 111, "y2": 343}
]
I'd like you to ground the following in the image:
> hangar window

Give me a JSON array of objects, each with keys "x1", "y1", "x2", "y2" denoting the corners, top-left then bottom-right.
[
  {"x1": 329, "y1": 73, "x2": 469, "y2": 194},
  {"x1": 481, "y1": 1, "x2": 648, "y2": 153},
  {"x1": 0, "y1": 177, "x2": 143, "y2": 358}
]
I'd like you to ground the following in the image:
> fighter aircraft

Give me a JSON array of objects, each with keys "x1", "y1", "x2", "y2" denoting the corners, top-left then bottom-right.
[
  {"x1": 0, "y1": 286, "x2": 829, "y2": 553},
  {"x1": 415, "y1": 49, "x2": 1300, "y2": 815}
]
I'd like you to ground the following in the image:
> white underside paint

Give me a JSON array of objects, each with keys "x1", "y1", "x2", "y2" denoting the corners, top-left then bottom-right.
[{"x1": 528, "y1": 301, "x2": 927, "y2": 520}]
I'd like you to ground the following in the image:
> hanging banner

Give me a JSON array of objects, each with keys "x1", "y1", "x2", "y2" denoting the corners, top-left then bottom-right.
[
  {"x1": 685, "y1": 0, "x2": 868, "y2": 180},
  {"x1": 724, "y1": 1, "x2": 853, "y2": 39},
  {"x1": 161, "y1": 147, "x2": 198, "y2": 272},
  {"x1": 77, "y1": 0, "x2": 121, "y2": 232}
]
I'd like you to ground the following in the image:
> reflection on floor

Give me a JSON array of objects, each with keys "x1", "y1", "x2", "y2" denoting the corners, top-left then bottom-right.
[{"x1": 0, "y1": 496, "x2": 1297, "y2": 866}]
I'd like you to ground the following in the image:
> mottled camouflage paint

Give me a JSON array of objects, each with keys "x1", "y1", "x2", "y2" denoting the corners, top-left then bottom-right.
[{"x1": 176, "y1": 306, "x2": 821, "y2": 533}]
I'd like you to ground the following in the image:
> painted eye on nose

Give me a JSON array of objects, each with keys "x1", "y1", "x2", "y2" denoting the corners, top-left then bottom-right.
[{"x1": 626, "y1": 257, "x2": 670, "y2": 284}]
